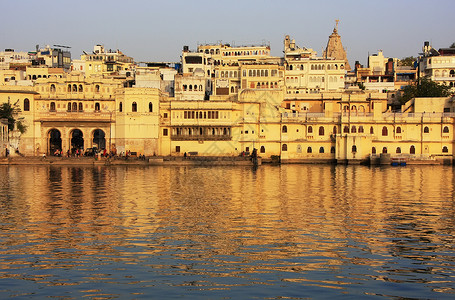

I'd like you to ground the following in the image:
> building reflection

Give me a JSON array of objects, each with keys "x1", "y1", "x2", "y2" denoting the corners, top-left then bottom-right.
[{"x1": 0, "y1": 165, "x2": 454, "y2": 292}]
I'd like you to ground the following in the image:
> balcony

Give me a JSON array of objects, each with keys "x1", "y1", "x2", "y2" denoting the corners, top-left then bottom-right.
[
  {"x1": 36, "y1": 111, "x2": 113, "y2": 122},
  {"x1": 171, "y1": 134, "x2": 231, "y2": 141}
]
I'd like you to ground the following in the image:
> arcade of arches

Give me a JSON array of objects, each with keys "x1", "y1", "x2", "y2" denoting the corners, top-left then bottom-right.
[{"x1": 45, "y1": 127, "x2": 109, "y2": 155}]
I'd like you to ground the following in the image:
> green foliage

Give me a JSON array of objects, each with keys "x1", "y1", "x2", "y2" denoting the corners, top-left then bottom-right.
[
  {"x1": 0, "y1": 103, "x2": 16, "y2": 131},
  {"x1": 399, "y1": 77, "x2": 451, "y2": 105},
  {"x1": 16, "y1": 120, "x2": 27, "y2": 134},
  {"x1": 450, "y1": 42, "x2": 455, "y2": 48},
  {"x1": 357, "y1": 82, "x2": 365, "y2": 90},
  {"x1": 398, "y1": 56, "x2": 416, "y2": 67},
  {"x1": 0, "y1": 102, "x2": 25, "y2": 133}
]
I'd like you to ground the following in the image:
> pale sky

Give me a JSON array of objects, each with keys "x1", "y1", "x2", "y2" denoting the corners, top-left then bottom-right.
[{"x1": 2, "y1": 0, "x2": 454, "y2": 66}]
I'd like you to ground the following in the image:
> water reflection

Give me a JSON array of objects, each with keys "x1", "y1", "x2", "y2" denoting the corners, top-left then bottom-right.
[{"x1": 0, "y1": 165, "x2": 454, "y2": 299}]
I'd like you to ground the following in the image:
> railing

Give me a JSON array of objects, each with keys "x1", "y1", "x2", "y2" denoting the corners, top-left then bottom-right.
[
  {"x1": 36, "y1": 111, "x2": 113, "y2": 122},
  {"x1": 171, "y1": 135, "x2": 231, "y2": 141}
]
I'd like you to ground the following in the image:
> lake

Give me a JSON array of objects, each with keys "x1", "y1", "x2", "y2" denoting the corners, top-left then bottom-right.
[{"x1": 0, "y1": 164, "x2": 454, "y2": 299}]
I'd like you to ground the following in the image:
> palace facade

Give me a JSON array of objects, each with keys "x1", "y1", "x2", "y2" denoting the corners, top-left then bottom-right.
[{"x1": 1, "y1": 25, "x2": 455, "y2": 163}]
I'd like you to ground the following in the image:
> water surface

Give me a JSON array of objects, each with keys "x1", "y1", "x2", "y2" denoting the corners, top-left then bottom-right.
[{"x1": 0, "y1": 165, "x2": 454, "y2": 299}]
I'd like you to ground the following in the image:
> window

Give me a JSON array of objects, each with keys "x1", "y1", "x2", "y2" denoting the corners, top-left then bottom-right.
[
  {"x1": 50, "y1": 102, "x2": 56, "y2": 111},
  {"x1": 424, "y1": 126, "x2": 429, "y2": 133},
  {"x1": 331, "y1": 146, "x2": 335, "y2": 153},
  {"x1": 72, "y1": 102, "x2": 78, "y2": 111},
  {"x1": 351, "y1": 126, "x2": 357, "y2": 133},
  {"x1": 443, "y1": 146, "x2": 449, "y2": 153},
  {"x1": 359, "y1": 126, "x2": 364, "y2": 133},
  {"x1": 132, "y1": 102, "x2": 137, "y2": 112},
  {"x1": 163, "y1": 129, "x2": 168, "y2": 136},
  {"x1": 260, "y1": 146, "x2": 265, "y2": 153},
  {"x1": 50, "y1": 84, "x2": 56, "y2": 92},
  {"x1": 176, "y1": 146, "x2": 180, "y2": 153},
  {"x1": 307, "y1": 147, "x2": 312, "y2": 153},
  {"x1": 443, "y1": 126, "x2": 449, "y2": 133},
  {"x1": 333, "y1": 126, "x2": 337, "y2": 134},
  {"x1": 149, "y1": 102, "x2": 153, "y2": 112},
  {"x1": 282, "y1": 125, "x2": 288, "y2": 133},
  {"x1": 352, "y1": 145, "x2": 357, "y2": 153},
  {"x1": 382, "y1": 147, "x2": 388, "y2": 154},
  {"x1": 95, "y1": 85, "x2": 100, "y2": 93},
  {"x1": 78, "y1": 102, "x2": 83, "y2": 111},
  {"x1": 119, "y1": 102, "x2": 123, "y2": 112},
  {"x1": 396, "y1": 126, "x2": 402, "y2": 134},
  {"x1": 308, "y1": 126, "x2": 313, "y2": 134},
  {"x1": 343, "y1": 126, "x2": 349, "y2": 133},
  {"x1": 23, "y1": 98, "x2": 30, "y2": 111},
  {"x1": 95, "y1": 102, "x2": 100, "y2": 111},
  {"x1": 319, "y1": 126, "x2": 324, "y2": 136},
  {"x1": 319, "y1": 147, "x2": 324, "y2": 153},
  {"x1": 67, "y1": 102, "x2": 71, "y2": 111},
  {"x1": 79, "y1": 85, "x2": 83, "y2": 92},
  {"x1": 382, "y1": 126, "x2": 388, "y2": 136},
  {"x1": 370, "y1": 126, "x2": 374, "y2": 134},
  {"x1": 372, "y1": 147, "x2": 376, "y2": 154},
  {"x1": 410, "y1": 145, "x2": 415, "y2": 154}
]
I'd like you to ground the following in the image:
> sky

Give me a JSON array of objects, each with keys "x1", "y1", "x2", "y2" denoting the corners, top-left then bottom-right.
[{"x1": 2, "y1": 0, "x2": 454, "y2": 66}]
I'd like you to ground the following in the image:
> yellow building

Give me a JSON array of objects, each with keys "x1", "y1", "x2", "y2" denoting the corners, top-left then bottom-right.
[{"x1": 81, "y1": 45, "x2": 134, "y2": 77}]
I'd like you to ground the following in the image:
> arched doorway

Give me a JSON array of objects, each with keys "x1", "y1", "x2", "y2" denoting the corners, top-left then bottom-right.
[
  {"x1": 48, "y1": 129, "x2": 62, "y2": 154},
  {"x1": 92, "y1": 129, "x2": 106, "y2": 150},
  {"x1": 71, "y1": 129, "x2": 84, "y2": 153}
]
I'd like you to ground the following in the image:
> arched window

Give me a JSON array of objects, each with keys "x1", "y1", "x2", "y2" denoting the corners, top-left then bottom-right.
[
  {"x1": 331, "y1": 146, "x2": 335, "y2": 153},
  {"x1": 119, "y1": 102, "x2": 123, "y2": 112},
  {"x1": 319, "y1": 126, "x2": 324, "y2": 136},
  {"x1": 370, "y1": 126, "x2": 374, "y2": 134},
  {"x1": 282, "y1": 144, "x2": 288, "y2": 151},
  {"x1": 358, "y1": 126, "x2": 364, "y2": 133},
  {"x1": 23, "y1": 98, "x2": 30, "y2": 111},
  {"x1": 343, "y1": 126, "x2": 349, "y2": 133},
  {"x1": 372, "y1": 147, "x2": 376, "y2": 154},
  {"x1": 351, "y1": 126, "x2": 357, "y2": 133},
  {"x1": 382, "y1": 147, "x2": 388, "y2": 154},
  {"x1": 308, "y1": 126, "x2": 313, "y2": 134},
  {"x1": 443, "y1": 146, "x2": 449, "y2": 153},
  {"x1": 73, "y1": 84, "x2": 77, "y2": 92},
  {"x1": 183, "y1": 85, "x2": 187, "y2": 91},
  {"x1": 72, "y1": 102, "x2": 77, "y2": 111},
  {"x1": 132, "y1": 102, "x2": 137, "y2": 112},
  {"x1": 149, "y1": 102, "x2": 153, "y2": 112},
  {"x1": 396, "y1": 147, "x2": 401, "y2": 154},
  {"x1": 333, "y1": 126, "x2": 337, "y2": 134},
  {"x1": 50, "y1": 102, "x2": 56, "y2": 111},
  {"x1": 260, "y1": 146, "x2": 265, "y2": 153},
  {"x1": 307, "y1": 147, "x2": 312, "y2": 153},
  {"x1": 230, "y1": 86, "x2": 234, "y2": 93},
  {"x1": 382, "y1": 126, "x2": 388, "y2": 136},
  {"x1": 352, "y1": 145, "x2": 357, "y2": 153},
  {"x1": 410, "y1": 145, "x2": 416, "y2": 154},
  {"x1": 424, "y1": 126, "x2": 429, "y2": 133},
  {"x1": 95, "y1": 85, "x2": 100, "y2": 93},
  {"x1": 78, "y1": 102, "x2": 83, "y2": 111},
  {"x1": 282, "y1": 125, "x2": 288, "y2": 133},
  {"x1": 79, "y1": 85, "x2": 83, "y2": 92},
  {"x1": 396, "y1": 126, "x2": 402, "y2": 134},
  {"x1": 319, "y1": 147, "x2": 324, "y2": 153},
  {"x1": 50, "y1": 84, "x2": 56, "y2": 92},
  {"x1": 95, "y1": 102, "x2": 100, "y2": 111},
  {"x1": 67, "y1": 84, "x2": 71, "y2": 92},
  {"x1": 443, "y1": 126, "x2": 449, "y2": 133},
  {"x1": 67, "y1": 102, "x2": 71, "y2": 111}
]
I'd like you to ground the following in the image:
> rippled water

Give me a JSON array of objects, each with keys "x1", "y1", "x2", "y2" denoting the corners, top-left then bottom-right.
[{"x1": 0, "y1": 164, "x2": 454, "y2": 299}]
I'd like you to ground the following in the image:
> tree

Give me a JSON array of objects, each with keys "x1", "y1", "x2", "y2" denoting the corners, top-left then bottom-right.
[
  {"x1": 398, "y1": 56, "x2": 416, "y2": 67},
  {"x1": 399, "y1": 77, "x2": 451, "y2": 104},
  {"x1": 450, "y1": 42, "x2": 455, "y2": 48},
  {"x1": 0, "y1": 102, "x2": 27, "y2": 133}
]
